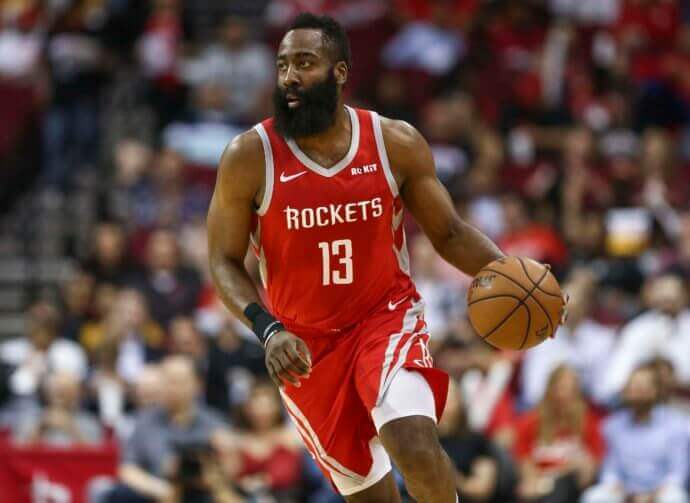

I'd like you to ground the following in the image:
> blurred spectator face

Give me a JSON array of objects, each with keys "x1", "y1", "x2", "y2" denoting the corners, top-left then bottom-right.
[
  {"x1": 162, "y1": 356, "x2": 199, "y2": 413},
  {"x1": 170, "y1": 317, "x2": 203, "y2": 359},
  {"x1": 623, "y1": 366, "x2": 660, "y2": 413},
  {"x1": 93, "y1": 283, "x2": 117, "y2": 319},
  {"x1": 153, "y1": 148, "x2": 184, "y2": 187},
  {"x1": 27, "y1": 301, "x2": 61, "y2": 350},
  {"x1": 564, "y1": 128, "x2": 593, "y2": 165},
  {"x1": 545, "y1": 366, "x2": 581, "y2": 407},
  {"x1": 501, "y1": 195, "x2": 529, "y2": 232},
  {"x1": 640, "y1": 129, "x2": 671, "y2": 175},
  {"x1": 222, "y1": 17, "x2": 249, "y2": 49},
  {"x1": 94, "y1": 223, "x2": 125, "y2": 266},
  {"x1": 643, "y1": 274, "x2": 687, "y2": 315},
  {"x1": 112, "y1": 289, "x2": 149, "y2": 329},
  {"x1": 273, "y1": 28, "x2": 342, "y2": 138},
  {"x1": 146, "y1": 230, "x2": 179, "y2": 271},
  {"x1": 572, "y1": 211, "x2": 604, "y2": 254},
  {"x1": 45, "y1": 371, "x2": 81, "y2": 411},
  {"x1": 193, "y1": 83, "x2": 229, "y2": 113},
  {"x1": 153, "y1": 0, "x2": 179, "y2": 13},
  {"x1": 242, "y1": 382, "x2": 282, "y2": 432},
  {"x1": 134, "y1": 365, "x2": 165, "y2": 409},
  {"x1": 63, "y1": 271, "x2": 94, "y2": 315},
  {"x1": 114, "y1": 139, "x2": 152, "y2": 186},
  {"x1": 654, "y1": 359, "x2": 676, "y2": 402},
  {"x1": 376, "y1": 72, "x2": 406, "y2": 108}
]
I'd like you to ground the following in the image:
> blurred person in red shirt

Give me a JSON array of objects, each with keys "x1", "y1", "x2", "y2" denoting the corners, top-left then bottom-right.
[
  {"x1": 498, "y1": 194, "x2": 568, "y2": 271},
  {"x1": 513, "y1": 365, "x2": 604, "y2": 503},
  {"x1": 218, "y1": 380, "x2": 303, "y2": 501}
]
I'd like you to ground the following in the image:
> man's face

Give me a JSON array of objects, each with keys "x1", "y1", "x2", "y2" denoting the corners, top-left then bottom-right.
[
  {"x1": 624, "y1": 368, "x2": 658, "y2": 412},
  {"x1": 162, "y1": 358, "x2": 198, "y2": 413},
  {"x1": 273, "y1": 28, "x2": 343, "y2": 139}
]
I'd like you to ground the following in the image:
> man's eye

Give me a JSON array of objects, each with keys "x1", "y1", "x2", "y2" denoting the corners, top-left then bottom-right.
[
  {"x1": 277, "y1": 63, "x2": 287, "y2": 71},
  {"x1": 299, "y1": 61, "x2": 311, "y2": 69}
]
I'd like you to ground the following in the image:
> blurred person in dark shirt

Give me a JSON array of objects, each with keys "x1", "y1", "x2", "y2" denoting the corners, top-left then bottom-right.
[
  {"x1": 439, "y1": 378, "x2": 504, "y2": 503},
  {"x1": 41, "y1": 0, "x2": 110, "y2": 190},
  {"x1": 170, "y1": 315, "x2": 265, "y2": 413},
  {"x1": 13, "y1": 370, "x2": 103, "y2": 446},
  {"x1": 111, "y1": 355, "x2": 228, "y2": 503},
  {"x1": 127, "y1": 229, "x2": 202, "y2": 328},
  {"x1": 82, "y1": 221, "x2": 133, "y2": 286},
  {"x1": 60, "y1": 269, "x2": 95, "y2": 341}
]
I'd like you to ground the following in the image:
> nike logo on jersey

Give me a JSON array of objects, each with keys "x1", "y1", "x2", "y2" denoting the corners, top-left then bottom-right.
[
  {"x1": 280, "y1": 170, "x2": 308, "y2": 182},
  {"x1": 388, "y1": 297, "x2": 407, "y2": 311}
]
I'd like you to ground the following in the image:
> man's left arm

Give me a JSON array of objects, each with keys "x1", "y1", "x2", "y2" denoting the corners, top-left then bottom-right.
[{"x1": 382, "y1": 118, "x2": 504, "y2": 276}]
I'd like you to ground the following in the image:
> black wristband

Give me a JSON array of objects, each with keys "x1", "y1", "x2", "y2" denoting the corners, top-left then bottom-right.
[{"x1": 243, "y1": 303, "x2": 284, "y2": 346}]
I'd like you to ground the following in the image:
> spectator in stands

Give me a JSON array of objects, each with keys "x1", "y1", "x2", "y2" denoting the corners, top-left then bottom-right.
[
  {"x1": 82, "y1": 222, "x2": 132, "y2": 286},
  {"x1": 498, "y1": 194, "x2": 569, "y2": 273},
  {"x1": 599, "y1": 273, "x2": 690, "y2": 401},
  {"x1": 111, "y1": 355, "x2": 227, "y2": 503},
  {"x1": 169, "y1": 315, "x2": 265, "y2": 413},
  {"x1": 13, "y1": 370, "x2": 103, "y2": 446},
  {"x1": 0, "y1": 300, "x2": 87, "y2": 398},
  {"x1": 126, "y1": 149, "x2": 211, "y2": 231},
  {"x1": 80, "y1": 288, "x2": 166, "y2": 385},
  {"x1": 521, "y1": 268, "x2": 616, "y2": 407},
  {"x1": 184, "y1": 15, "x2": 272, "y2": 122},
  {"x1": 222, "y1": 379, "x2": 302, "y2": 501},
  {"x1": 127, "y1": 229, "x2": 202, "y2": 327},
  {"x1": 582, "y1": 363, "x2": 689, "y2": 503},
  {"x1": 41, "y1": 0, "x2": 110, "y2": 190},
  {"x1": 60, "y1": 269, "x2": 95, "y2": 341},
  {"x1": 514, "y1": 365, "x2": 604, "y2": 503},
  {"x1": 438, "y1": 379, "x2": 503, "y2": 503}
]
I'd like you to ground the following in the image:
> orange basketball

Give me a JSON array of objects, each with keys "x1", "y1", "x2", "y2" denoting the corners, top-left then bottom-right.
[{"x1": 467, "y1": 256, "x2": 565, "y2": 350}]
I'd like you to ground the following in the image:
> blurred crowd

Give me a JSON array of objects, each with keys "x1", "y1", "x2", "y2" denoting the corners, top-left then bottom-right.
[{"x1": 2, "y1": 0, "x2": 690, "y2": 502}]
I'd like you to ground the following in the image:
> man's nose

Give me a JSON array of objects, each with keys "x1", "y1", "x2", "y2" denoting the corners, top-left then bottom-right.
[{"x1": 282, "y1": 64, "x2": 300, "y2": 88}]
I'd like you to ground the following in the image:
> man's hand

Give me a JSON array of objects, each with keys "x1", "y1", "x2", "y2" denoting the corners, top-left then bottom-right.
[{"x1": 265, "y1": 331, "x2": 311, "y2": 388}]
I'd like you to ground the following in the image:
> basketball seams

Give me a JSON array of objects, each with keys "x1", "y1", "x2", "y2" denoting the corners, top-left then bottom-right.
[
  {"x1": 467, "y1": 294, "x2": 524, "y2": 306},
  {"x1": 517, "y1": 303, "x2": 531, "y2": 350},
  {"x1": 515, "y1": 257, "x2": 562, "y2": 298},
  {"x1": 479, "y1": 266, "x2": 556, "y2": 335}
]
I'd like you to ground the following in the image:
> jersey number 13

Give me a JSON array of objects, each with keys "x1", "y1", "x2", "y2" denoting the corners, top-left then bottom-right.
[{"x1": 318, "y1": 239, "x2": 353, "y2": 285}]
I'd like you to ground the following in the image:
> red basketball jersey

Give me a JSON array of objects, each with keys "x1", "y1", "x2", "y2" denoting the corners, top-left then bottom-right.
[{"x1": 251, "y1": 106, "x2": 419, "y2": 333}]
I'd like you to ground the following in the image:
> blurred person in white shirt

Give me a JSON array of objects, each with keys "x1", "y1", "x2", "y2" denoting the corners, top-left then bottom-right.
[
  {"x1": 599, "y1": 273, "x2": 690, "y2": 403},
  {"x1": 0, "y1": 300, "x2": 87, "y2": 398},
  {"x1": 521, "y1": 268, "x2": 616, "y2": 407}
]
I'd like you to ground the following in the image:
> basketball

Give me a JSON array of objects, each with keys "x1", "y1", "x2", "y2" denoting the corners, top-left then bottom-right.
[{"x1": 467, "y1": 256, "x2": 565, "y2": 350}]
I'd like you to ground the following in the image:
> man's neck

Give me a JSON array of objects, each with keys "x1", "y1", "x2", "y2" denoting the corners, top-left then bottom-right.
[
  {"x1": 169, "y1": 405, "x2": 195, "y2": 426},
  {"x1": 294, "y1": 102, "x2": 349, "y2": 154},
  {"x1": 632, "y1": 406, "x2": 654, "y2": 423}
]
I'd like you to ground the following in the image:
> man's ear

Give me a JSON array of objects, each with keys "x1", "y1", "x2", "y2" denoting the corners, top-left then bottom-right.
[{"x1": 334, "y1": 61, "x2": 348, "y2": 86}]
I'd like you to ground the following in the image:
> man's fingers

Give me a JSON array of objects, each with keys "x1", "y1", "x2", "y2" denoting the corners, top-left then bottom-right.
[
  {"x1": 285, "y1": 346, "x2": 310, "y2": 375},
  {"x1": 294, "y1": 339, "x2": 312, "y2": 369},
  {"x1": 266, "y1": 360, "x2": 283, "y2": 388},
  {"x1": 276, "y1": 353, "x2": 305, "y2": 385}
]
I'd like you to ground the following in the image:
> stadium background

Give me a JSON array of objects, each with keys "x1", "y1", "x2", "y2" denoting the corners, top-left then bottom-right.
[{"x1": 1, "y1": 0, "x2": 690, "y2": 501}]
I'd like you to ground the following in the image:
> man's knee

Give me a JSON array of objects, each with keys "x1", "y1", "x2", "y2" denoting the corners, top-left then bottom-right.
[{"x1": 379, "y1": 416, "x2": 446, "y2": 478}]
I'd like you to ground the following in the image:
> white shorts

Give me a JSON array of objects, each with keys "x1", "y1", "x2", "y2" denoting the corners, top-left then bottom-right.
[{"x1": 330, "y1": 368, "x2": 437, "y2": 496}]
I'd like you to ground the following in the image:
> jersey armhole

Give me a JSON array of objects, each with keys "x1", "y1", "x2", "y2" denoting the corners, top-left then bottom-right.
[
  {"x1": 371, "y1": 111, "x2": 400, "y2": 197},
  {"x1": 254, "y1": 123, "x2": 274, "y2": 216}
]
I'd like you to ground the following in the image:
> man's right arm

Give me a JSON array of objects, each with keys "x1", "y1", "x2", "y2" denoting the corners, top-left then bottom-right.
[
  {"x1": 207, "y1": 131, "x2": 265, "y2": 328},
  {"x1": 207, "y1": 131, "x2": 311, "y2": 387},
  {"x1": 119, "y1": 464, "x2": 174, "y2": 501}
]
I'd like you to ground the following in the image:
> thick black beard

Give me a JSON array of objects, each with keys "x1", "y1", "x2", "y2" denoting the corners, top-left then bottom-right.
[{"x1": 272, "y1": 71, "x2": 339, "y2": 139}]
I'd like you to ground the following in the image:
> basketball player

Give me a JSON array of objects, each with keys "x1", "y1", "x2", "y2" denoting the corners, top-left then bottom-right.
[{"x1": 208, "y1": 13, "x2": 505, "y2": 503}]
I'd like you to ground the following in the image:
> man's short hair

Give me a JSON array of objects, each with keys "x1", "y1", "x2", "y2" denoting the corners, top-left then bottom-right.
[{"x1": 288, "y1": 12, "x2": 352, "y2": 69}]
